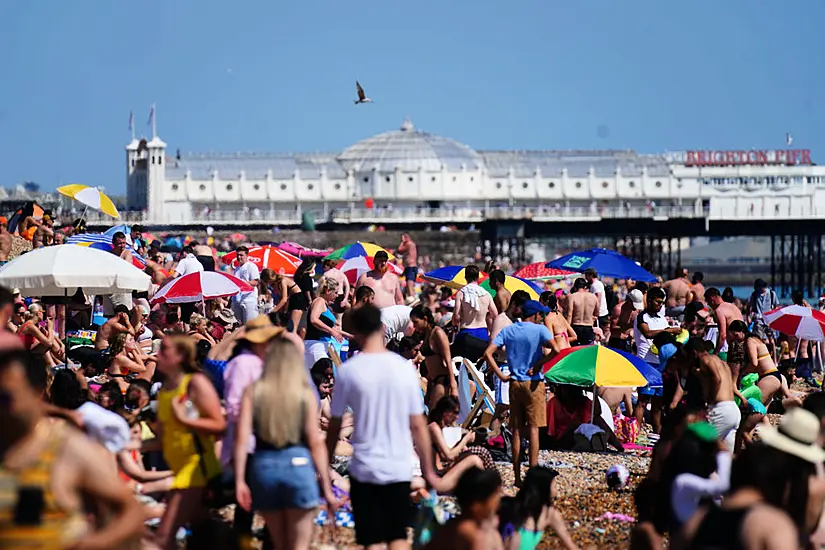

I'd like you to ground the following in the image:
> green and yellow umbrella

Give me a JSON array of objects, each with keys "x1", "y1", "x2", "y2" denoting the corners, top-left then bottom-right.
[
  {"x1": 480, "y1": 274, "x2": 542, "y2": 300},
  {"x1": 324, "y1": 241, "x2": 394, "y2": 262},
  {"x1": 541, "y1": 345, "x2": 654, "y2": 388}
]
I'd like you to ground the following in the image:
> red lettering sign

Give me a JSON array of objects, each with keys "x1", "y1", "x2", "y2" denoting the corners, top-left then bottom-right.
[{"x1": 684, "y1": 149, "x2": 813, "y2": 167}]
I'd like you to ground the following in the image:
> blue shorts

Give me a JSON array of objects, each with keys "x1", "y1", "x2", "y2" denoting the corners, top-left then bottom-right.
[
  {"x1": 250, "y1": 445, "x2": 319, "y2": 511},
  {"x1": 403, "y1": 266, "x2": 418, "y2": 282}
]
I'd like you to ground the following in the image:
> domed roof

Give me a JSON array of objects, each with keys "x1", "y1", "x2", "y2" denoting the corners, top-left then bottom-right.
[{"x1": 337, "y1": 118, "x2": 484, "y2": 172}]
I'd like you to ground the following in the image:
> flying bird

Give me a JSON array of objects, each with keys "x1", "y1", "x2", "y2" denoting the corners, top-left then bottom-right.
[{"x1": 354, "y1": 81, "x2": 372, "y2": 105}]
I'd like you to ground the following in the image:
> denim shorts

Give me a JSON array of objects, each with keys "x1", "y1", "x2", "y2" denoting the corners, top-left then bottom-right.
[{"x1": 249, "y1": 445, "x2": 320, "y2": 511}]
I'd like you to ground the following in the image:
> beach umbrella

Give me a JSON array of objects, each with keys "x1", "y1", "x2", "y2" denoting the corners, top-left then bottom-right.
[
  {"x1": 151, "y1": 271, "x2": 254, "y2": 304},
  {"x1": 66, "y1": 233, "x2": 147, "y2": 269},
  {"x1": 221, "y1": 246, "x2": 301, "y2": 275},
  {"x1": 764, "y1": 305, "x2": 825, "y2": 341},
  {"x1": 479, "y1": 274, "x2": 542, "y2": 300},
  {"x1": 513, "y1": 262, "x2": 575, "y2": 281},
  {"x1": 57, "y1": 184, "x2": 120, "y2": 219},
  {"x1": 7, "y1": 201, "x2": 45, "y2": 235},
  {"x1": 338, "y1": 256, "x2": 403, "y2": 285},
  {"x1": 277, "y1": 241, "x2": 333, "y2": 259},
  {"x1": 324, "y1": 242, "x2": 395, "y2": 262},
  {"x1": 547, "y1": 248, "x2": 656, "y2": 282},
  {"x1": 0, "y1": 245, "x2": 151, "y2": 296},
  {"x1": 422, "y1": 266, "x2": 489, "y2": 291},
  {"x1": 542, "y1": 345, "x2": 653, "y2": 388}
]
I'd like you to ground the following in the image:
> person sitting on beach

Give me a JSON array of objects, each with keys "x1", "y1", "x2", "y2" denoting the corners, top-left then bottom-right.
[
  {"x1": 499, "y1": 466, "x2": 579, "y2": 550},
  {"x1": 423, "y1": 467, "x2": 505, "y2": 550},
  {"x1": 187, "y1": 313, "x2": 217, "y2": 346},
  {"x1": 543, "y1": 384, "x2": 624, "y2": 452},
  {"x1": 95, "y1": 304, "x2": 134, "y2": 350},
  {"x1": 18, "y1": 302, "x2": 64, "y2": 367},
  {"x1": 108, "y1": 332, "x2": 155, "y2": 393},
  {"x1": 428, "y1": 396, "x2": 496, "y2": 492}
]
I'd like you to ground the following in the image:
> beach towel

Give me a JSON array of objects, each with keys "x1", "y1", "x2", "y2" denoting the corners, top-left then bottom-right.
[{"x1": 460, "y1": 283, "x2": 487, "y2": 311}]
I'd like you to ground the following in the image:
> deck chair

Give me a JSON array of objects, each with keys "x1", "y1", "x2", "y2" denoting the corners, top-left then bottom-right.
[{"x1": 457, "y1": 358, "x2": 496, "y2": 429}]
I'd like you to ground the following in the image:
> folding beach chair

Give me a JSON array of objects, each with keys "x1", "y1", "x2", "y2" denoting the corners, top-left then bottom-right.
[{"x1": 456, "y1": 358, "x2": 496, "y2": 429}]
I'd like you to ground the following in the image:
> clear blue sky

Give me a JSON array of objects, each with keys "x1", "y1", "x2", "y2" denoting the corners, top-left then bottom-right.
[{"x1": 1, "y1": 0, "x2": 823, "y2": 194}]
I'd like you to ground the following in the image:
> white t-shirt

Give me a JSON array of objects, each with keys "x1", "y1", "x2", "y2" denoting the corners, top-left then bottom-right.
[
  {"x1": 330, "y1": 351, "x2": 424, "y2": 484},
  {"x1": 381, "y1": 305, "x2": 412, "y2": 343},
  {"x1": 175, "y1": 254, "x2": 204, "y2": 277},
  {"x1": 590, "y1": 279, "x2": 608, "y2": 318},
  {"x1": 233, "y1": 261, "x2": 260, "y2": 301},
  {"x1": 634, "y1": 310, "x2": 669, "y2": 364}
]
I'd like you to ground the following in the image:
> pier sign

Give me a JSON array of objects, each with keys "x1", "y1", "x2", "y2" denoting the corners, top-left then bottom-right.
[{"x1": 685, "y1": 149, "x2": 812, "y2": 167}]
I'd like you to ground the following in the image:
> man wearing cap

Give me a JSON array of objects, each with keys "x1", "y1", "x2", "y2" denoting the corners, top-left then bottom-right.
[
  {"x1": 0, "y1": 216, "x2": 11, "y2": 264},
  {"x1": 608, "y1": 289, "x2": 643, "y2": 352},
  {"x1": 484, "y1": 299, "x2": 556, "y2": 487}
]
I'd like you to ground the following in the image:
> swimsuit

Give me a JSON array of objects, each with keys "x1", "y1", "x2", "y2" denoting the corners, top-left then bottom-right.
[{"x1": 758, "y1": 369, "x2": 783, "y2": 384}]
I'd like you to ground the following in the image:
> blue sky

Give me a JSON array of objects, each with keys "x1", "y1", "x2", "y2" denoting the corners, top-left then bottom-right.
[{"x1": 1, "y1": 0, "x2": 823, "y2": 194}]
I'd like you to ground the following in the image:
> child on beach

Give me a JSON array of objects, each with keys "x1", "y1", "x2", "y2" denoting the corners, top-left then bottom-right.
[
  {"x1": 423, "y1": 467, "x2": 504, "y2": 549},
  {"x1": 499, "y1": 466, "x2": 579, "y2": 550}
]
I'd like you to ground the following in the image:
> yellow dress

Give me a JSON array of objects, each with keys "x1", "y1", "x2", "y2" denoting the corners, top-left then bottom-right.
[{"x1": 157, "y1": 374, "x2": 221, "y2": 489}]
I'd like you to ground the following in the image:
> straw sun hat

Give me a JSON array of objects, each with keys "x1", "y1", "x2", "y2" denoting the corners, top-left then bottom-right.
[{"x1": 759, "y1": 407, "x2": 825, "y2": 463}]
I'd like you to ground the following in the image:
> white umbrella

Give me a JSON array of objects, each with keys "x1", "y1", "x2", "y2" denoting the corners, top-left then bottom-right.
[{"x1": 0, "y1": 245, "x2": 151, "y2": 296}]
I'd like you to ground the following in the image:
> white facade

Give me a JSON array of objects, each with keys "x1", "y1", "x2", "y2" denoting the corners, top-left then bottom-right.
[{"x1": 126, "y1": 118, "x2": 825, "y2": 224}]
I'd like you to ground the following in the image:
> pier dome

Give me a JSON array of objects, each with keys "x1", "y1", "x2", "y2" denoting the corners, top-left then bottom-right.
[{"x1": 337, "y1": 118, "x2": 485, "y2": 172}]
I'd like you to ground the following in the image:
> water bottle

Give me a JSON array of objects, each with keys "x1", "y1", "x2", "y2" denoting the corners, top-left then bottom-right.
[{"x1": 183, "y1": 399, "x2": 199, "y2": 420}]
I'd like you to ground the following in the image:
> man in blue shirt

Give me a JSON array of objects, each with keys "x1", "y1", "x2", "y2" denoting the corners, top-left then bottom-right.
[{"x1": 483, "y1": 300, "x2": 556, "y2": 487}]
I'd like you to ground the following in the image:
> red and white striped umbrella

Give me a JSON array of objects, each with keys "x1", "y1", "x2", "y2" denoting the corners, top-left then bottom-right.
[
  {"x1": 338, "y1": 256, "x2": 403, "y2": 285},
  {"x1": 151, "y1": 271, "x2": 254, "y2": 304},
  {"x1": 221, "y1": 246, "x2": 301, "y2": 276},
  {"x1": 764, "y1": 305, "x2": 825, "y2": 341}
]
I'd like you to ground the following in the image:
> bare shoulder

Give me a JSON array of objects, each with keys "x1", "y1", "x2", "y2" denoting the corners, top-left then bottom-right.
[{"x1": 742, "y1": 505, "x2": 797, "y2": 546}]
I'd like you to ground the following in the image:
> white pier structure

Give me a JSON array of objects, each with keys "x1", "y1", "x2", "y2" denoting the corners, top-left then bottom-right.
[{"x1": 120, "y1": 117, "x2": 825, "y2": 226}]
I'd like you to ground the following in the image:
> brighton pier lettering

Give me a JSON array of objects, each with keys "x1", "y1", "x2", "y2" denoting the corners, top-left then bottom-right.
[{"x1": 685, "y1": 149, "x2": 812, "y2": 167}]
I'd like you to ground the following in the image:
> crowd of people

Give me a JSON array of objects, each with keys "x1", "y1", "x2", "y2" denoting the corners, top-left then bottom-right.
[{"x1": 3, "y1": 225, "x2": 825, "y2": 549}]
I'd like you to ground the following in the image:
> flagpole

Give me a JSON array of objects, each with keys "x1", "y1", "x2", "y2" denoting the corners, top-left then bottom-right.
[
  {"x1": 130, "y1": 110, "x2": 135, "y2": 141},
  {"x1": 152, "y1": 104, "x2": 157, "y2": 138}
]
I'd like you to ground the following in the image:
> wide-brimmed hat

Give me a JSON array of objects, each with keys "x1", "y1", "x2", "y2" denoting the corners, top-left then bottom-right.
[
  {"x1": 760, "y1": 407, "x2": 825, "y2": 463},
  {"x1": 241, "y1": 315, "x2": 284, "y2": 344},
  {"x1": 215, "y1": 309, "x2": 238, "y2": 326}
]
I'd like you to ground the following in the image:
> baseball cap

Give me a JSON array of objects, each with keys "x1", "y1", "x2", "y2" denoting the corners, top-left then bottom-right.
[
  {"x1": 628, "y1": 289, "x2": 644, "y2": 310},
  {"x1": 241, "y1": 315, "x2": 285, "y2": 344},
  {"x1": 522, "y1": 300, "x2": 550, "y2": 318}
]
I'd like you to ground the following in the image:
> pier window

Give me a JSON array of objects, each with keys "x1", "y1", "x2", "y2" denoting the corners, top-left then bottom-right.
[
  {"x1": 308, "y1": 184, "x2": 314, "y2": 190},
  {"x1": 199, "y1": 184, "x2": 206, "y2": 191},
  {"x1": 253, "y1": 184, "x2": 260, "y2": 191}
]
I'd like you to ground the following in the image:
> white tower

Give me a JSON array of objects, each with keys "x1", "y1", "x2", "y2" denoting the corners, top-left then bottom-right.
[
  {"x1": 125, "y1": 137, "x2": 143, "y2": 211},
  {"x1": 145, "y1": 134, "x2": 167, "y2": 222}
]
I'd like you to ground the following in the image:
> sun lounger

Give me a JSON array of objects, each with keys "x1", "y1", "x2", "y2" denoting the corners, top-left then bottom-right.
[{"x1": 455, "y1": 358, "x2": 496, "y2": 429}]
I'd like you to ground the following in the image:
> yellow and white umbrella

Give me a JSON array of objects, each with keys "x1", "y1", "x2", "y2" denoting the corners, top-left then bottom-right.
[{"x1": 57, "y1": 184, "x2": 120, "y2": 219}]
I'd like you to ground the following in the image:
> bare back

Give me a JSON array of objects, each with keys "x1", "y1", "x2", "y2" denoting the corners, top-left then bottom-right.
[
  {"x1": 0, "y1": 232, "x2": 11, "y2": 262},
  {"x1": 691, "y1": 282, "x2": 705, "y2": 303},
  {"x1": 569, "y1": 291, "x2": 598, "y2": 326},
  {"x1": 455, "y1": 289, "x2": 495, "y2": 331},
  {"x1": 664, "y1": 278, "x2": 691, "y2": 308}
]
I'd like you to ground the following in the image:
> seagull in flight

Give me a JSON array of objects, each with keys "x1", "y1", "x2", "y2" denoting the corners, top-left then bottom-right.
[{"x1": 354, "y1": 81, "x2": 373, "y2": 105}]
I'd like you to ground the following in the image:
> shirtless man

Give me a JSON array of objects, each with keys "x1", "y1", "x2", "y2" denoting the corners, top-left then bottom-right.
[
  {"x1": 705, "y1": 287, "x2": 743, "y2": 363},
  {"x1": 598, "y1": 386, "x2": 634, "y2": 417},
  {"x1": 95, "y1": 305, "x2": 134, "y2": 350},
  {"x1": 488, "y1": 269, "x2": 511, "y2": 314},
  {"x1": 110, "y1": 231, "x2": 133, "y2": 264},
  {"x1": 663, "y1": 267, "x2": 693, "y2": 320},
  {"x1": 397, "y1": 233, "x2": 418, "y2": 298},
  {"x1": 608, "y1": 289, "x2": 643, "y2": 352},
  {"x1": 686, "y1": 337, "x2": 741, "y2": 451},
  {"x1": 566, "y1": 278, "x2": 600, "y2": 345},
  {"x1": 690, "y1": 271, "x2": 706, "y2": 304},
  {"x1": 355, "y1": 251, "x2": 402, "y2": 309},
  {"x1": 453, "y1": 264, "x2": 498, "y2": 362},
  {"x1": 0, "y1": 217, "x2": 11, "y2": 264},
  {"x1": 0, "y1": 349, "x2": 144, "y2": 548},
  {"x1": 320, "y1": 259, "x2": 351, "y2": 314},
  {"x1": 192, "y1": 241, "x2": 217, "y2": 271}
]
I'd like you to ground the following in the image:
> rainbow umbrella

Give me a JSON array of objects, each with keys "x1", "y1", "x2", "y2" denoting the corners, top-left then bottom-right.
[
  {"x1": 479, "y1": 274, "x2": 542, "y2": 300},
  {"x1": 542, "y1": 345, "x2": 654, "y2": 388},
  {"x1": 324, "y1": 242, "x2": 395, "y2": 262},
  {"x1": 422, "y1": 266, "x2": 488, "y2": 290}
]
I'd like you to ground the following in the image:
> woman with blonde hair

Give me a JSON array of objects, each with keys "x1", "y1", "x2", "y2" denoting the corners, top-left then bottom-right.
[
  {"x1": 151, "y1": 334, "x2": 225, "y2": 549},
  {"x1": 304, "y1": 277, "x2": 351, "y2": 369},
  {"x1": 18, "y1": 302, "x2": 64, "y2": 367},
  {"x1": 235, "y1": 337, "x2": 336, "y2": 550}
]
